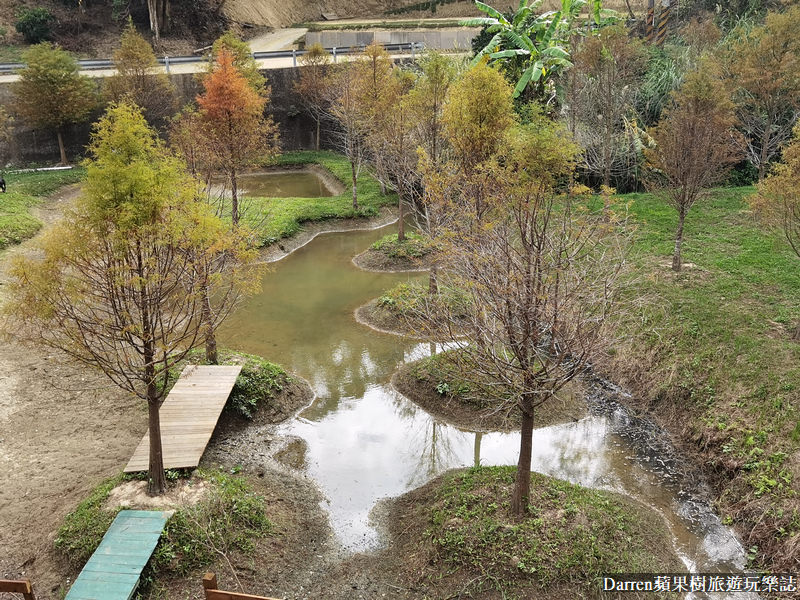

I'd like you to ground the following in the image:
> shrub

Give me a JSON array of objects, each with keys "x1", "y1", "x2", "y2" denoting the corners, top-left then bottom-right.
[
  {"x1": 371, "y1": 231, "x2": 432, "y2": 259},
  {"x1": 15, "y1": 8, "x2": 55, "y2": 44},
  {"x1": 150, "y1": 470, "x2": 273, "y2": 576}
]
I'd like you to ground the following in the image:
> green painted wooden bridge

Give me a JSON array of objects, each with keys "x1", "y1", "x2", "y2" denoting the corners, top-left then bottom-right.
[{"x1": 64, "y1": 510, "x2": 173, "y2": 600}]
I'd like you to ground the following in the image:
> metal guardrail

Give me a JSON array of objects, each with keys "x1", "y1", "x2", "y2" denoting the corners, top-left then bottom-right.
[{"x1": 0, "y1": 42, "x2": 424, "y2": 74}]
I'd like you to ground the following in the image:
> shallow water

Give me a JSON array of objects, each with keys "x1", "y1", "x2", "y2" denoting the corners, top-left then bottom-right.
[
  {"x1": 217, "y1": 170, "x2": 334, "y2": 198},
  {"x1": 222, "y1": 222, "x2": 756, "y2": 597}
]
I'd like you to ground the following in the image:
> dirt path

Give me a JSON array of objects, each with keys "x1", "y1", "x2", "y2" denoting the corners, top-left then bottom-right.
[
  {"x1": 0, "y1": 185, "x2": 143, "y2": 594},
  {"x1": 0, "y1": 185, "x2": 405, "y2": 599}
]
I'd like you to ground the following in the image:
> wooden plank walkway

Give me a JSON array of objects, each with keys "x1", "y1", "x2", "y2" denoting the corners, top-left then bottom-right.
[
  {"x1": 124, "y1": 365, "x2": 242, "y2": 473},
  {"x1": 64, "y1": 510, "x2": 172, "y2": 600}
]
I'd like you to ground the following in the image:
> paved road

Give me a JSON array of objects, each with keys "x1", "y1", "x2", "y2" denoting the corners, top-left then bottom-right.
[
  {"x1": 245, "y1": 27, "x2": 309, "y2": 52},
  {"x1": 0, "y1": 27, "x2": 310, "y2": 83}
]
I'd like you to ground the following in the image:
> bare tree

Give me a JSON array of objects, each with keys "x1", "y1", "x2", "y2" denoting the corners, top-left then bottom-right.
[
  {"x1": 566, "y1": 26, "x2": 647, "y2": 189},
  {"x1": 294, "y1": 43, "x2": 331, "y2": 151},
  {"x1": 326, "y1": 62, "x2": 367, "y2": 210},
  {"x1": 645, "y1": 66, "x2": 741, "y2": 272},
  {"x1": 418, "y1": 114, "x2": 629, "y2": 515}
]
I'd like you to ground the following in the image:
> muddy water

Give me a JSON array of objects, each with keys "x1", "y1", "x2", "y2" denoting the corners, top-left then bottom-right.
[
  {"x1": 222, "y1": 222, "x2": 755, "y2": 596},
  {"x1": 227, "y1": 171, "x2": 334, "y2": 198}
]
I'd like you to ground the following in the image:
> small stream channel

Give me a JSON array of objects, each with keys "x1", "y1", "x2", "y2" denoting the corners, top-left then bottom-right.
[{"x1": 220, "y1": 174, "x2": 758, "y2": 599}]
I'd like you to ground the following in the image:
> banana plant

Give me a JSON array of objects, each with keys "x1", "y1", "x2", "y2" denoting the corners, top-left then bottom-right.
[{"x1": 462, "y1": 0, "x2": 603, "y2": 97}]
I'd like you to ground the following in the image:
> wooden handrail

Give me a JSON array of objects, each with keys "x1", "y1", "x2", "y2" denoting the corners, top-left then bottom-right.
[
  {"x1": 0, "y1": 578, "x2": 36, "y2": 600},
  {"x1": 202, "y1": 573, "x2": 281, "y2": 600}
]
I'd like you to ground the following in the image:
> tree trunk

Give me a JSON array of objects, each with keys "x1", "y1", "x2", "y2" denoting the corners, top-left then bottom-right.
[
  {"x1": 428, "y1": 264, "x2": 439, "y2": 296},
  {"x1": 148, "y1": 0, "x2": 160, "y2": 44},
  {"x1": 231, "y1": 167, "x2": 239, "y2": 227},
  {"x1": 603, "y1": 106, "x2": 611, "y2": 189},
  {"x1": 350, "y1": 159, "x2": 358, "y2": 210},
  {"x1": 144, "y1": 345, "x2": 165, "y2": 495},
  {"x1": 139, "y1": 241, "x2": 165, "y2": 495},
  {"x1": 758, "y1": 111, "x2": 773, "y2": 183},
  {"x1": 473, "y1": 432, "x2": 483, "y2": 467},
  {"x1": 163, "y1": 0, "x2": 170, "y2": 33},
  {"x1": 398, "y1": 194, "x2": 405, "y2": 242},
  {"x1": 56, "y1": 129, "x2": 68, "y2": 166},
  {"x1": 672, "y1": 211, "x2": 685, "y2": 272},
  {"x1": 202, "y1": 278, "x2": 218, "y2": 364},
  {"x1": 147, "y1": 392, "x2": 166, "y2": 495},
  {"x1": 315, "y1": 117, "x2": 321, "y2": 151},
  {"x1": 214, "y1": 0, "x2": 229, "y2": 18},
  {"x1": 511, "y1": 401, "x2": 534, "y2": 515}
]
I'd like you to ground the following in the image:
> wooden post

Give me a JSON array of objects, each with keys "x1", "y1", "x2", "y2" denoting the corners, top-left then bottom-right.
[
  {"x1": 0, "y1": 578, "x2": 36, "y2": 600},
  {"x1": 203, "y1": 572, "x2": 218, "y2": 593},
  {"x1": 201, "y1": 572, "x2": 282, "y2": 600}
]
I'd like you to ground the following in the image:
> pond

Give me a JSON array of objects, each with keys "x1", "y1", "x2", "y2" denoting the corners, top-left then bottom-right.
[
  {"x1": 222, "y1": 222, "x2": 757, "y2": 598},
  {"x1": 216, "y1": 170, "x2": 335, "y2": 198}
]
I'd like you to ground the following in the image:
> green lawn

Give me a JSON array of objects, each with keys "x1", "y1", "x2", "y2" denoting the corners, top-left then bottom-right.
[
  {"x1": 611, "y1": 186, "x2": 800, "y2": 571},
  {"x1": 0, "y1": 168, "x2": 85, "y2": 249},
  {"x1": 244, "y1": 151, "x2": 397, "y2": 246}
]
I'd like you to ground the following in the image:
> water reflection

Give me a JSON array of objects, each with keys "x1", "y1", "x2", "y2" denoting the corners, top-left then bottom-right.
[
  {"x1": 214, "y1": 170, "x2": 335, "y2": 198},
  {"x1": 222, "y1": 222, "x2": 750, "y2": 588}
]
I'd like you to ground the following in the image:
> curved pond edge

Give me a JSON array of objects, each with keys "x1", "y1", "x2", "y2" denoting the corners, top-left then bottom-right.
[{"x1": 260, "y1": 207, "x2": 400, "y2": 264}]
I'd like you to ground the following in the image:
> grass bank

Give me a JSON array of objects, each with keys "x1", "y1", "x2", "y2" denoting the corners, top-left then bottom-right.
[
  {"x1": 55, "y1": 469, "x2": 273, "y2": 583},
  {"x1": 607, "y1": 186, "x2": 800, "y2": 572},
  {"x1": 0, "y1": 168, "x2": 85, "y2": 249},
  {"x1": 392, "y1": 466, "x2": 682, "y2": 599},
  {"x1": 245, "y1": 150, "x2": 398, "y2": 246}
]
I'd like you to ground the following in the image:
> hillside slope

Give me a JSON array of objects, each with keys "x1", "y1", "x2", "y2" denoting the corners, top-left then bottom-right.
[{"x1": 222, "y1": 0, "x2": 487, "y2": 27}]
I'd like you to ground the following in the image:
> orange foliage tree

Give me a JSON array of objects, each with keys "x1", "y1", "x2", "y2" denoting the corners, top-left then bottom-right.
[{"x1": 196, "y1": 48, "x2": 279, "y2": 226}]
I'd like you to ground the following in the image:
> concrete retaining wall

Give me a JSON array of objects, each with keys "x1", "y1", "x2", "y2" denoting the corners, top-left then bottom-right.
[
  {"x1": 0, "y1": 66, "x2": 331, "y2": 166},
  {"x1": 306, "y1": 27, "x2": 478, "y2": 51}
]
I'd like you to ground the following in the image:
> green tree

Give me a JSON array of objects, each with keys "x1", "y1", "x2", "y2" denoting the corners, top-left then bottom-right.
[
  {"x1": 407, "y1": 51, "x2": 461, "y2": 167},
  {"x1": 463, "y1": 0, "x2": 602, "y2": 99},
  {"x1": 208, "y1": 31, "x2": 267, "y2": 94},
  {"x1": 12, "y1": 43, "x2": 99, "y2": 166},
  {"x1": 442, "y1": 60, "x2": 516, "y2": 218},
  {"x1": 15, "y1": 7, "x2": 55, "y2": 44},
  {"x1": 105, "y1": 19, "x2": 178, "y2": 124},
  {"x1": 0, "y1": 106, "x2": 13, "y2": 165},
  {"x1": 5, "y1": 103, "x2": 262, "y2": 494},
  {"x1": 645, "y1": 66, "x2": 742, "y2": 272}
]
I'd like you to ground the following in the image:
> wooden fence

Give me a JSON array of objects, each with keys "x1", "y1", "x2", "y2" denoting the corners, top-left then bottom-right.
[
  {"x1": 202, "y1": 573, "x2": 281, "y2": 600},
  {"x1": 0, "y1": 579, "x2": 35, "y2": 600}
]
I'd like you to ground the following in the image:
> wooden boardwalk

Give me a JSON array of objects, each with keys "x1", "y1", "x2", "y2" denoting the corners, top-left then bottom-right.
[
  {"x1": 64, "y1": 510, "x2": 172, "y2": 600},
  {"x1": 124, "y1": 365, "x2": 242, "y2": 473}
]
